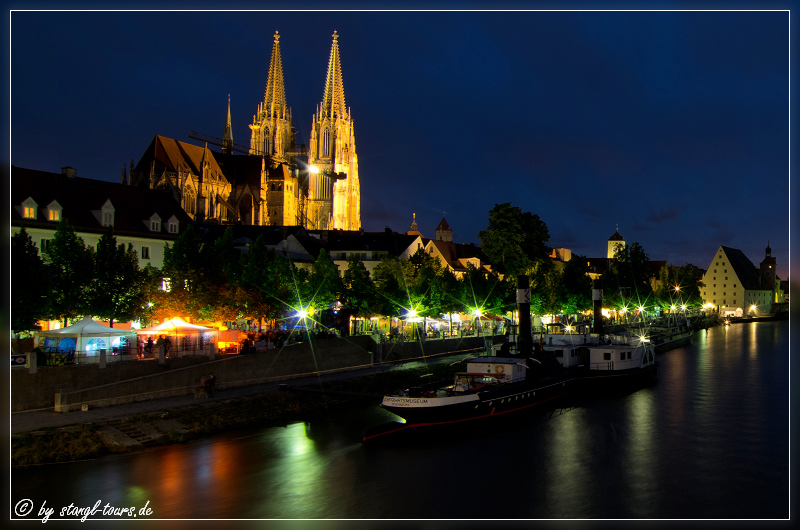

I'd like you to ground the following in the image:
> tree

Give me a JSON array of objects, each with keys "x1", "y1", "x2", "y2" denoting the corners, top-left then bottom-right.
[
  {"x1": 340, "y1": 256, "x2": 377, "y2": 319},
  {"x1": 89, "y1": 228, "x2": 145, "y2": 328},
  {"x1": 42, "y1": 219, "x2": 94, "y2": 326},
  {"x1": 303, "y1": 249, "x2": 342, "y2": 312},
  {"x1": 653, "y1": 263, "x2": 705, "y2": 311},
  {"x1": 603, "y1": 242, "x2": 656, "y2": 311},
  {"x1": 478, "y1": 202, "x2": 551, "y2": 279},
  {"x1": 11, "y1": 228, "x2": 49, "y2": 332}
]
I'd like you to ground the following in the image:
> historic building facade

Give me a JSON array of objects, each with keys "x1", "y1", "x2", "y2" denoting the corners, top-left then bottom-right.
[{"x1": 699, "y1": 244, "x2": 782, "y2": 315}]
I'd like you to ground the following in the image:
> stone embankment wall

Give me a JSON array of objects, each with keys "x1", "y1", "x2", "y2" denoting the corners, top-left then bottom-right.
[{"x1": 12, "y1": 335, "x2": 497, "y2": 412}]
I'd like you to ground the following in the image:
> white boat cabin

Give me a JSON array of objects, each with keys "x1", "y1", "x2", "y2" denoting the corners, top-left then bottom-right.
[
  {"x1": 587, "y1": 336, "x2": 656, "y2": 372},
  {"x1": 450, "y1": 357, "x2": 526, "y2": 392}
]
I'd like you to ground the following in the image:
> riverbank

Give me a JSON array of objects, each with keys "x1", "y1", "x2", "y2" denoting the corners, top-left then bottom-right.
[{"x1": 11, "y1": 358, "x2": 463, "y2": 467}]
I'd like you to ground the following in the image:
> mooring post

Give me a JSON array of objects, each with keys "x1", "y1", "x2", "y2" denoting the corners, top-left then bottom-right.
[{"x1": 517, "y1": 274, "x2": 533, "y2": 357}]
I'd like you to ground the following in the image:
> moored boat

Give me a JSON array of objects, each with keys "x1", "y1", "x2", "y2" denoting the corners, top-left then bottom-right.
[
  {"x1": 363, "y1": 352, "x2": 580, "y2": 442},
  {"x1": 584, "y1": 334, "x2": 657, "y2": 385}
]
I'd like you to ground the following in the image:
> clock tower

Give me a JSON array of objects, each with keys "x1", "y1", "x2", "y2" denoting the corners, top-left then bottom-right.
[{"x1": 759, "y1": 241, "x2": 776, "y2": 291}]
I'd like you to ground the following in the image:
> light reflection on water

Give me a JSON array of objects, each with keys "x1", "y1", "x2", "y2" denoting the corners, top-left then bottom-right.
[{"x1": 12, "y1": 321, "x2": 788, "y2": 520}]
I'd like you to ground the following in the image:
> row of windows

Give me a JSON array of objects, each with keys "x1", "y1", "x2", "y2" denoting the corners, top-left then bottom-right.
[
  {"x1": 24, "y1": 206, "x2": 59, "y2": 221},
  {"x1": 602, "y1": 351, "x2": 633, "y2": 361}
]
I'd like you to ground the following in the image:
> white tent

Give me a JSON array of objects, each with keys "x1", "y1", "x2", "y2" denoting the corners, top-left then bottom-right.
[{"x1": 36, "y1": 316, "x2": 136, "y2": 354}]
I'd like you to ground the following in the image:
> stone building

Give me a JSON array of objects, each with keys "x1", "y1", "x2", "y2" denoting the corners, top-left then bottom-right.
[{"x1": 699, "y1": 245, "x2": 781, "y2": 315}]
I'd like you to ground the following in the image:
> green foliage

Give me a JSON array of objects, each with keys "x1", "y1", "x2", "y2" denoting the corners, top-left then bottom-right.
[
  {"x1": 340, "y1": 256, "x2": 378, "y2": 318},
  {"x1": 478, "y1": 202, "x2": 551, "y2": 279},
  {"x1": 88, "y1": 228, "x2": 146, "y2": 327},
  {"x1": 11, "y1": 228, "x2": 49, "y2": 331},
  {"x1": 302, "y1": 249, "x2": 342, "y2": 311},
  {"x1": 42, "y1": 219, "x2": 95, "y2": 325},
  {"x1": 653, "y1": 263, "x2": 705, "y2": 310},
  {"x1": 602, "y1": 242, "x2": 656, "y2": 310}
]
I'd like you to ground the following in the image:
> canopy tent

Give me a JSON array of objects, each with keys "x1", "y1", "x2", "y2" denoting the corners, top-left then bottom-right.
[
  {"x1": 136, "y1": 317, "x2": 212, "y2": 334},
  {"x1": 136, "y1": 318, "x2": 218, "y2": 357},
  {"x1": 36, "y1": 317, "x2": 136, "y2": 354}
]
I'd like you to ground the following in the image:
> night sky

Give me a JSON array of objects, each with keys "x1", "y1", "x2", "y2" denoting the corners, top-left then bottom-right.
[{"x1": 10, "y1": 7, "x2": 790, "y2": 281}]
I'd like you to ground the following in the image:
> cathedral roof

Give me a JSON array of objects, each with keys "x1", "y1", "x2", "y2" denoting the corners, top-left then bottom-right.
[
  {"x1": 215, "y1": 153, "x2": 264, "y2": 187},
  {"x1": 135, "y1": 135, "x2": 226, "y2": 182},
  {"x1": 319, "y1": 31, "x2": 347, "y2": 119}
]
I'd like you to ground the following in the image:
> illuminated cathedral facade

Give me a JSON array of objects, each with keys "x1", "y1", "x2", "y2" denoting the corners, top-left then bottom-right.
[{"x1": 131, "y1": 30, "x2": 361, "y2": 231}]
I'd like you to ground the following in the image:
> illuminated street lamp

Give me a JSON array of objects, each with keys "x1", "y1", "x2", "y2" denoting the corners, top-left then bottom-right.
[{"x1": 473, "y1": 308, "x2": 482, "y2": 337}]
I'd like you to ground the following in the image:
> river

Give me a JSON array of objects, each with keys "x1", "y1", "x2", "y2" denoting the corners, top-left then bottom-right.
[{"x1": 11, "y1": 320, "x2": 790, "y2": 520}]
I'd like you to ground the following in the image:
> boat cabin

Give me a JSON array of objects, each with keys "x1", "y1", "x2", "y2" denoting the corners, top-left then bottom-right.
[
  {"x1": 587, "y1": 337, "x2": 656, "y2": 372},
  {"x1": 451, "y1": 357, "x2": 526, "y2": 391}
]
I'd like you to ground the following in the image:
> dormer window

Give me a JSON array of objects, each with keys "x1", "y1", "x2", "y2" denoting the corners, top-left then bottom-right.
[
  {"x1": 101, "y1": 199, "x2": 115, "y2": 227},
  {"x1": 167, "y1": 215, "x2": 179, "y2": 234},
  {"x1": 46, "y1": 200, "x2": 63, "y2": 222},
  {"x1": 21, "y1": 197, "x2": 38, "y2": 219},
  {"x1": 148, "y1": 213, "x2": 162, "y2": 232}
]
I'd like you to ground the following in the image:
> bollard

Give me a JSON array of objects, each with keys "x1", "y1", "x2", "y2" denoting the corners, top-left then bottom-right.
[
  {"x1": 99, "y1": 349, "x2": 107, "y2": 369},
  {"x1": 157, "y1": 345, "x2": 165, "y2": 365}
]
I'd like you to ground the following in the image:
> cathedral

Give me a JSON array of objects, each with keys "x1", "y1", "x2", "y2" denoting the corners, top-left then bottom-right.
[{"x1": 130, "y1": 31, "x2": 361, "y2": 231}]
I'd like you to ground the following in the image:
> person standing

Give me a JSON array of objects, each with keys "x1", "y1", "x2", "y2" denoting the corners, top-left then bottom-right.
[{"x1": 207, "y1": 373, "x2": 216, "y2": 397}]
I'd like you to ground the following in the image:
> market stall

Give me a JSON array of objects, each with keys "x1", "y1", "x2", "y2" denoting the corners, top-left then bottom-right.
[
  {"x1": 136, "y1": 318, "x2": 218, "y2": 357},
  {"x1": 35, "y1": 317, "x2": 137, "y2": 365}
]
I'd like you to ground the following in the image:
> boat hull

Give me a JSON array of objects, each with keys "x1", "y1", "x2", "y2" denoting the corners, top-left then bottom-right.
[{"x1": 377, "y1": 374, "x2": 579, "y2": 427}]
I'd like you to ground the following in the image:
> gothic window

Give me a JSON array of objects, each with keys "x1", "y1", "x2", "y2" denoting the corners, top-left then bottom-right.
[{"x1": 323, "y1": 128, "x2": 331, "y2": 157}]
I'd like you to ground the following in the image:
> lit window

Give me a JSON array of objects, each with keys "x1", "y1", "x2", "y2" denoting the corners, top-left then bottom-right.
[
  {"x1": 23, "y1": 206, "x2": 35, "y2": 219},
  {"x1": 48, "y1": 209, "x2": 59, "y2": 221},
  {"x1": 161, "y1": 278, "x2": 171, "y2": 292}
]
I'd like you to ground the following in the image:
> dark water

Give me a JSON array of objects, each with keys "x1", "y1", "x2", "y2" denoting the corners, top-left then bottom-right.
[{"x1": 12, "y1": 321, "x2": 789, "y2": 520}]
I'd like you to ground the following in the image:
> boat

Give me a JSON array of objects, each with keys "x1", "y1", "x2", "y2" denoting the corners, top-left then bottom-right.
[
  {"x1": 648, "y1": 324, "x2": 694, "y2": 353},
  {"x1": 363, "y1": 350, "x2": 581, "y2": 442},
  {"x1": 583, "y1": 333, "x2": 658, "y2": 385}
]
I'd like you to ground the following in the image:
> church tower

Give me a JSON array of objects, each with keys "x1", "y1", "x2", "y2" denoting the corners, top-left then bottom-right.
[
  {"x1": 607, "y1": 226, "x2": 625, "y2": 259},
  {"x1": 249, "y1": 31, "x2": 294, "y2": 166},
  {"x1": 307, "y1": 31, "x2": 361, "y2": 231},
  {"x1": 759, "y1": 241, "x2": 777, "y2": 292}
]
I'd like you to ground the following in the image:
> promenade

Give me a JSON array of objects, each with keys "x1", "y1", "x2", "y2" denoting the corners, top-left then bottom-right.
[{"x1": 10, "y1": 354, "x2": 465, "y2": 435}]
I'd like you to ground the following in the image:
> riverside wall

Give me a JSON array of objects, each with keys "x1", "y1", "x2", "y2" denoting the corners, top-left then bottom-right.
[{"x1": 13, "y1": 334, "x2": 498, "y2": 413}]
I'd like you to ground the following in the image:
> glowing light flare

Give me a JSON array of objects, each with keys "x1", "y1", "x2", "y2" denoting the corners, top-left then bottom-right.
[
  {"x1": 565, "y1": 325, "x2": 573, "y2": 333},
  {"x1": 308, "y1": 166, "x2": 319, "y2": 174}
]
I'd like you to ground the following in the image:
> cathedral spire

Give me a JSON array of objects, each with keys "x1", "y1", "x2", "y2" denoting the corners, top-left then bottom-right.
[
  {"x1": 264, "y1": 31, "x2": 286, "y2": 118},
  {"x1": 320, "y1": 30, "x2": 346, "y2": 120},
  {"x1": 222, "y1": 94, "x2": 233, "y2": 155}
]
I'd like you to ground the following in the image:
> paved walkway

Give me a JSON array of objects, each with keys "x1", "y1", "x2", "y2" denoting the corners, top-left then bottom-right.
[{"x1": 10, "y1": 353, "x2": 471, "y2": 435}]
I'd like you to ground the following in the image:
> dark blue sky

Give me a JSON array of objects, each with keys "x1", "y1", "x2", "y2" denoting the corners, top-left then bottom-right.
[{"x1": 10, "y1": 8, "x2": 790, "y2": 280}]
